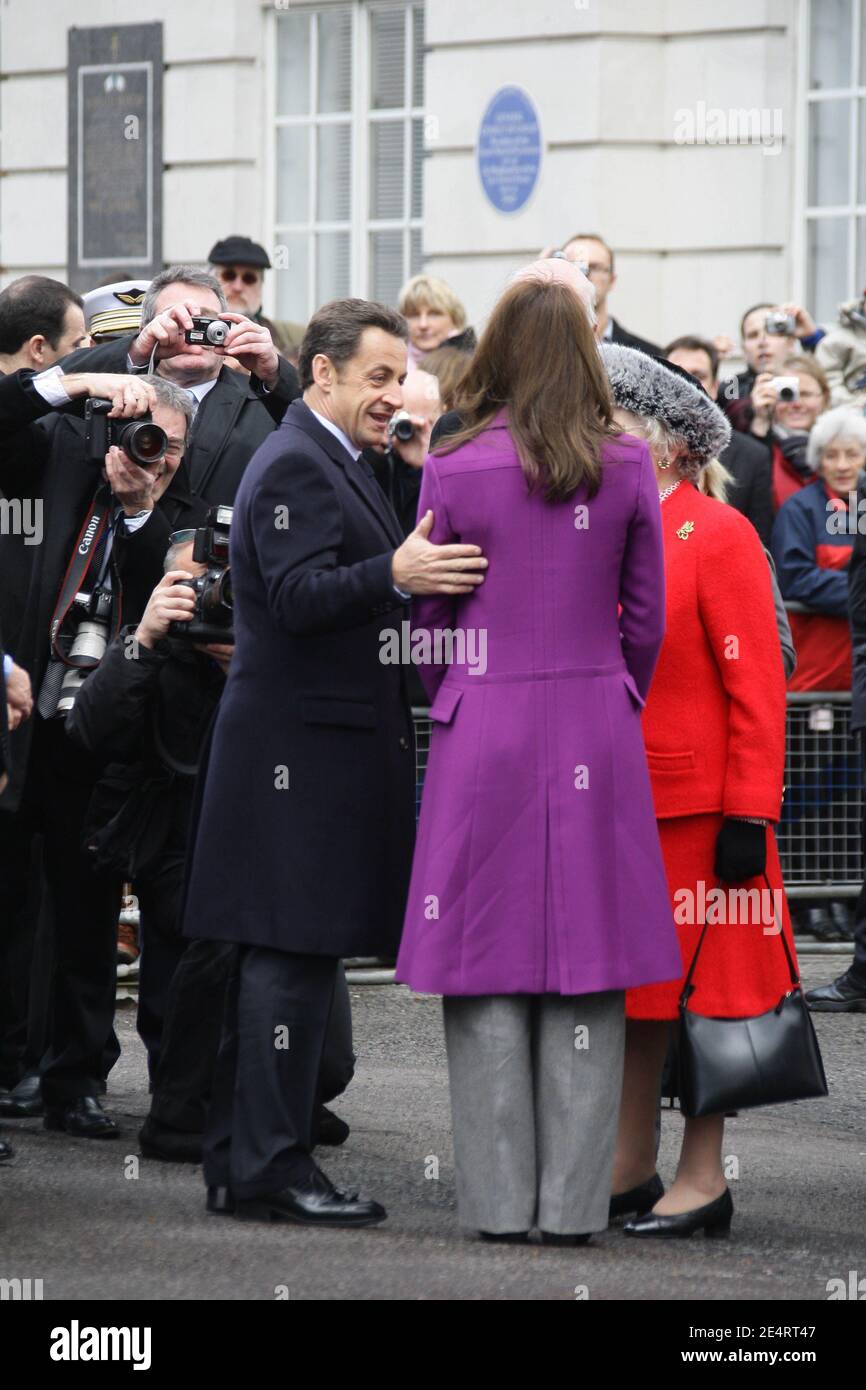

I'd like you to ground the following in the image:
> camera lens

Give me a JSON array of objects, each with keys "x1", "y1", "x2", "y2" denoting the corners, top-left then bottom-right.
[
  {"x1": 205, "y1": 320, "x2": 230, "y2": 346},
  {"x1": 778, "y1": 387, "x2": 795, "y2": 401},
  {"x1": 120, "y1": 421, "x2": 169, "y2": 465},
  {"x1": 394, "y1": 417, "x2": 415, "y2": 442}
]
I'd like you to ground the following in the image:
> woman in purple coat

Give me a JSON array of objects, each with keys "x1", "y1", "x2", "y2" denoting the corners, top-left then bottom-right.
[{"x1": 394, "y1": 260, "x2": 682, "y2": 1243}]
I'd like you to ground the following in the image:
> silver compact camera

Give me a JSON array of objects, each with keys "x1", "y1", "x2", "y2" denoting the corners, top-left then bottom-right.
[
  {"x1": 765, "y1": 311, "x2": 797, "y2": 337},
  {"x1": 770, "y1": 375, "x2": 800, "y2": 402}
]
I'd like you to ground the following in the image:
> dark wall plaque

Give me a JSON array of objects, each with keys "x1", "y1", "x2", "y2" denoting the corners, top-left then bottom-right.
[{"x1": 68, "y1": 23, "x2": 163, "y2": 293}]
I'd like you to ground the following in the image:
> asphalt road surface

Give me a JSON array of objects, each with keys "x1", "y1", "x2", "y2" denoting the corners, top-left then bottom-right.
[{"x1": 1, "y1": 956, "x2": 864, "y2": 1301}]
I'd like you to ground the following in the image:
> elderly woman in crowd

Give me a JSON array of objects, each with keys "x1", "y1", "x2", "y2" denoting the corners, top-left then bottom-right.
[
  {"x1": 604, "y1": 345, "x2": 800, "y2": 1239},
  {"x1": 396, "y1": 261, "x2": 681, "y2": 1245},
  {"x1": 397, "y1": 274, "x2": 476, "y2": 368}
]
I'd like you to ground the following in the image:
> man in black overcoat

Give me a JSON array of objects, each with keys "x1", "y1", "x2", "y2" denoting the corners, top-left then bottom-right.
[{"x1": 183, "y1": 298, "x2": 488, "y2": 1226}]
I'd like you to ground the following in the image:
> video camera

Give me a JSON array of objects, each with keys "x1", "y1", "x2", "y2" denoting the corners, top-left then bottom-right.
[
  {"x1": 388, "y1": 410, "x2": 415, "y2": 444},
  {"x1": 84, "y1": 398, "x2": 168, "y2": 468},
  {"x1": 169, "y1": 505, "x2": 234, "y2": 644}
]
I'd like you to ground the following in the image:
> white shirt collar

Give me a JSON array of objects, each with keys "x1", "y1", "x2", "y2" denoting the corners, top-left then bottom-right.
[
  {"x1": 308, "y1": 407, "x2": 361, "y2": 461},
  {"x1": 186, "y1": 377, "x2": 219, "y2": 403}
]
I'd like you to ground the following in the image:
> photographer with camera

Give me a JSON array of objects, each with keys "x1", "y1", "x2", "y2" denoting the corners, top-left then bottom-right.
[
  {"x1": 721, "y1": 301, "x2": 825, "y2": 434},
  {"x1": 815, "y1": 288, "x2": 866, "y2": 410},
  {"x1": 66, "y1": 512, "x2": 356, "y2": 1163},
  {"x1": 61, "y1": 266, "x2": 300, "y2": 510},
  {"x1": 746, "y1": 357, "x2": 832, "y2": 513},
  {"x1": 0, "y1": 371, "x2": 193, "y2": 1136}
]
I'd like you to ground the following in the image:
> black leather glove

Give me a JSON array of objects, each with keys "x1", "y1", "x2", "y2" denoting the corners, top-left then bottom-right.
[{"x1": 714, "y1": 818, "x2": 767, "y2": 883}]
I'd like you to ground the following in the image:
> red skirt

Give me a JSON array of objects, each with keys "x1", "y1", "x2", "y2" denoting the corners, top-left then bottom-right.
[{"x1": 626, "y1": 813, "x2": 799, "y2": 1021}]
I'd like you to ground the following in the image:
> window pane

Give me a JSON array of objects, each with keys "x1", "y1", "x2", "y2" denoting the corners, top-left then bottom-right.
[
  {"x1": 317, "y1": 6, "x2": 352, "y2": 113},
  {"x1": 411, "y1": 117, "x2": 424, "y2": 218},
  {"x1": 277, "y1": 13, "x2": 310, "y2": 116},
  {"x1": 370, "y1": 230, "x2": 405, "y2": 305},
  {"x1": 371, "y1": 8, "x2": 405, "y2": 110},
  {"x1": 317, "y1": 123, "x2": 352, "y2": 221},
  {"x1": 860, "y1": 99, "x2": 866, "y2": 202},
  {"x1": 808, "y1": 99, "x2": 851, "y2": 205},
  {"x1": 809, "y1": 0, "x2": 853, "y2": 89},
  {"x1": 410, "y1": 227, "x2": 423, "y2": 277},
  {"x1": 807, "y1": 218, "x2": 850, "y2": 325},
  {"x1": 412, "y1": 4, "x2": 425, "y2": 107},
  {"x1": 277, "y1": 125, "x2": 310, "y2": 224},
  {"x1": 273, "y1": 232, "x2": 310, "y2": 324},
  {"x1": 857, "y1": 218, "x2": 866, "y2": 292},
  {"x1": 316, "y1": 230, "x2": 351, "y2": 304},
  {"x1": 371, "y1": 121, "x2": 404, "y2": 219}
]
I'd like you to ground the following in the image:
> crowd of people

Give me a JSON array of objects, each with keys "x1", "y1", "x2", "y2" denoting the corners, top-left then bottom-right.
[{"x1": 0, "y1": 228, "x2": 863, "y2": 1241}]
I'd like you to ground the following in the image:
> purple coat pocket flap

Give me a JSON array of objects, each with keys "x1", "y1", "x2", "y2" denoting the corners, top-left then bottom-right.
[
  {"x1": 428, "y1": 684, "x2": 464, "y2": 725},
  {"x1": 623, "y1": 671, "x2": 646, "y2": 710}
]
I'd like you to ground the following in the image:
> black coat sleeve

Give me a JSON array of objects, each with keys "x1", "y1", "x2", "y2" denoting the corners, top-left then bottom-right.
[
  {"x1": 65, "y1": 628, "x2": 167, "y2": 760},
  {"x1": 56, "y1": 336, "x2": 133, "y2": 375},
  {"x1": 251, "y1": 354, "x2": 301, "y2": 425},
  {"x1": 248, "y1": 448, "x2": 396, "y2": 636}
]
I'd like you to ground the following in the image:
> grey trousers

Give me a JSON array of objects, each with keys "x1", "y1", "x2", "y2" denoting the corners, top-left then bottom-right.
[{"x1": 442, "y1": 991, "x2": 625, "y2": 1235}]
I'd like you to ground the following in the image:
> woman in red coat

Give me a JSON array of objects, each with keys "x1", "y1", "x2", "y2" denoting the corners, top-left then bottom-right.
[{"x1": 603, "y1": 345, "x2": 800, "y2": 1239}]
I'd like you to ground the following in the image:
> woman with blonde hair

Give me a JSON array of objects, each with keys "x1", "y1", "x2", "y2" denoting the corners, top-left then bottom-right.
[
  {"x1": 397, "y1": 273, "x2": 476, "y2": 367},
  {"x1": 395, "y1": 261, "x2": 681, "y2": 1244}
]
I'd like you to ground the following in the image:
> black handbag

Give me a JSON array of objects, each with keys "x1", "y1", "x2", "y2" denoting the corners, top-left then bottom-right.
[{"x1": 677, "y1": 874, "x2": 828, "y2": 1118}]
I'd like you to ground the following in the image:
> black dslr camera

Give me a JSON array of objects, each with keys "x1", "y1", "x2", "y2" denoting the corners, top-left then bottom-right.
[
  {"x1": 84, "y1": 398, "x2": 168, "y2": 467},
  {"x1": 184, "y1": 316, "x2": 232, "y2": 347},
  {"x1": 169, "y1": 505, "x2": 234, "y2": 643}
]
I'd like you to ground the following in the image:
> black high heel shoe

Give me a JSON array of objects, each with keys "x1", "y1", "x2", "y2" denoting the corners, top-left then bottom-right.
[
  {"x1": 623, "y1": 1188, "x2": 733, "y2": 1239},
  {"x1": 609, "y1": 1173, "x2": 664, "y2": 1221}
]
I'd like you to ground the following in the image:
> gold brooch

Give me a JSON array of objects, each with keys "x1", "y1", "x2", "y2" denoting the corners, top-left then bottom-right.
[{"x1": 676, "y1": 520, "x2": 695, "y2": 540}]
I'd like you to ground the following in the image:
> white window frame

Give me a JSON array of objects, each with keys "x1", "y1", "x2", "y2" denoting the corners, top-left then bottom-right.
[
  {"x1": 796, "y1": 0, "x2": 866, "y2": 314},
  {"x1": 264, "y1": 0, "x2": 424, "y2": 320}
]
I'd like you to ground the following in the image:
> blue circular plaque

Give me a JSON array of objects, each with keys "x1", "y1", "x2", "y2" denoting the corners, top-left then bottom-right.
[{"x1": 478, "y1": 86, "x2": 542, "y2": 215}]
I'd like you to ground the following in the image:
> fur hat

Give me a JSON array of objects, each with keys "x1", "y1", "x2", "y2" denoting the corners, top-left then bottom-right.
[{"x1": 601, "y1": 343, "x2": 731, "y2": 479}]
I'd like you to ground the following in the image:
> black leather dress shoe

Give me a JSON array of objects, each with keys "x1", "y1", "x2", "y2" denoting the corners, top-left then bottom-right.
[
  {"x1": 806, "y1": 972, "x2": 866, "y2": 1012},
  {"x1": 609, "y1": 1173, "x2": 664, "y2": 1221},
  {"x1": 539, "y1": 1232, "x2": 591, "y2": 1246},
  {"x1": 0, "y1": 1135, "x2": 13, "y2": 1162},
  {"x1": 313, "y1": 1104, "x2": 350, "y2": 1147},
  {"x1": 234, "y1": 1168, "x2": 386, "y2": 1227},
  {"x1": 206, "y1": 1185, "x2": 236, "y2": 1215},
  {"x1": 624, "y1": 1188, "x2": 733, "y2": 1239},
  {"x1": 44, "y1": 1096, "x2": 119, "y2": 1138},
  {"x1": 479, "y1": 1230, "x2": 530, "y2": 1243},
  {"x1": 0, "y1": 1074, "x2": 43, "y2": 1118}
]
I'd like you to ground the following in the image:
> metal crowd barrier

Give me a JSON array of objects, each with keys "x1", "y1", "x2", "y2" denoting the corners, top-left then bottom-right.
[{"x1": 411, "y1": 695, "x2": 865, "y2": 901}]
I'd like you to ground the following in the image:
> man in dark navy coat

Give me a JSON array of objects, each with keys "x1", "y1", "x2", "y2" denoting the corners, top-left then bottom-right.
[{"x1": 183, "y1": 298, "x2": 488, "y2": 1226}]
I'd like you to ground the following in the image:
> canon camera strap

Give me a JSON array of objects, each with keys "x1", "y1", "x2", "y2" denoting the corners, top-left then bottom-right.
[{"x1": 36, "y1": 486, "x2": 124, "y2": 719}]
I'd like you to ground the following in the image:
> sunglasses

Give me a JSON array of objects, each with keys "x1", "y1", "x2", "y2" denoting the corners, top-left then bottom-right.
[
  {"x1": 217, "y1": 267, "x2": 261, "y2": 286},
  {"x1": 168, "y1": 528, "x2": 196, "y2": 546}
]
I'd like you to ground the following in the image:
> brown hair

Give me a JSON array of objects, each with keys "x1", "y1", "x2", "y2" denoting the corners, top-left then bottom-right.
[
  {"x1": 298, "y1": 298, "x2": 408, "y2": 390},
  {"x1": 418, "y1": 345, "x2": 471, "y2": 412},
  {"x1": 436, "y1": 277, "x2": 616, "y2": 502},
  {"x1": 781, "y1": 354, "x2": 831, "y2": 407}
]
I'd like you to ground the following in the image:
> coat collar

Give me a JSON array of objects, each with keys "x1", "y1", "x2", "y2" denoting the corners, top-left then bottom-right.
[{"x1": 287, "y1": 400, "x2": 404, "y2": 547}]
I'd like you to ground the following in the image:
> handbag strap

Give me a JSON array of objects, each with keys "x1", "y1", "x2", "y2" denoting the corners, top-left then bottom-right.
[{"x1": 680, "y1": 871, "x2": 800, "y2": 1011}]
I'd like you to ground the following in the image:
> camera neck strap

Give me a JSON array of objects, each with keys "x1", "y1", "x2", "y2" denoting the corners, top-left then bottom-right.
[{"x1": 48, "y1": 484, "x2": 123, "y2": 667}]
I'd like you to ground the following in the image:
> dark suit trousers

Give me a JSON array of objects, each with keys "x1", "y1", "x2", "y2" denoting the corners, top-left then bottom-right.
[
  {"x1": 0, "y1": 718, "x2": 122, "y2": 1104},
  {"x1": 202, "y1": 947, "x2": 339, "y2": 1198},
  {"x1": 849, "y1": 733, "x2": 866, "y2": 987}
]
